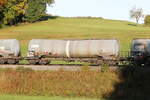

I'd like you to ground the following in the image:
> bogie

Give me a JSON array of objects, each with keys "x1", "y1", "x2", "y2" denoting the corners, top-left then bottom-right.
[
  {"x1": 39, "y1": 59, "x2": 50, "y2": 65},
  {"x1": 0, "y1": 59, "x2": 6, "y2": 64},
  {"x1": 28, "y1": 60, "x2": 38, "y2": 65},
  {"x1": 7, "y1": 59, "x2": 17, "y2": 64}
]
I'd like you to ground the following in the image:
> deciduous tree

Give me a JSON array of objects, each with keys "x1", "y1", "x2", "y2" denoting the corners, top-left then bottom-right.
[
  {"x1": 144, "y1": 15, "x2": 150, "y2": 26},
  {"x1": 0, "y1": 0, "x2": 54, "y2": 25},
  {"x1": 25, "y1": 0, "x2": 46, "y2": 22},
  {"x1": 0, "y1": 0, "x2": 6, "y2": 6},
  {"x1": 130, "y1": 7, "x2": 144, "y2": 24},
  {"x1": 3, "y1": 0, "x2": 28, "y2": 25},
  {"x1": 25, "y1": 0, "x2": 54, "y2": 23}
]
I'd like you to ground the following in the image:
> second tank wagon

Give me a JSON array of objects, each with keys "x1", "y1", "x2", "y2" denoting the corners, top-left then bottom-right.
[{"x1": 27, "y1": 39, "x2": 120, "y2": 65}]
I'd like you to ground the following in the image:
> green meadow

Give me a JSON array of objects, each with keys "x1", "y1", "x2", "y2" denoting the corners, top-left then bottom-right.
[{"x1": 0, "y1": 17, "x2": 150, "y2": 56}]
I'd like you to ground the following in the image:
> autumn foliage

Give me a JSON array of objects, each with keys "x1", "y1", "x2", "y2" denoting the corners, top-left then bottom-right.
[
  {"x1": 0, "y1": 0, "x2": 6, "y2": 6},
  {"x1": 0, "y1": 0, "x2": 54, "y2": 25}
]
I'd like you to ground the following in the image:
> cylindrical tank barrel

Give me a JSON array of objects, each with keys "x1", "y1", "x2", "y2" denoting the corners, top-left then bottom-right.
[
  {"x1": 0, "y1": 39, "x2": 20, "y2": 57},
  {"x1": 28, "y1": 39, "x2": 119, "y2": 58},
  {"x1": 131, "y1": 39, "x2": 150, "y2": 56}
]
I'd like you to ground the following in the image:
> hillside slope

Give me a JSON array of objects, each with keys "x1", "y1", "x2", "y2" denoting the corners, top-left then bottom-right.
[{"x1": 0, "y1": 17, "x2": 150, "y2": 55}]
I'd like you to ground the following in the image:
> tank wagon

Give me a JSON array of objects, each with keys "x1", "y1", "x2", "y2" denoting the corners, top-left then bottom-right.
[
  {"x1": 2, "y1": 38, "x2": 149, "y2": 66},
  {"x1": 0, "y1": 39, "x2": 20, "y2": 64},
  {"x1": 131, "y1": 39, "x2": 150, "y2": 65},
  {"x1": 27, "y1": 39, "x2": 120, "y2": 65}
]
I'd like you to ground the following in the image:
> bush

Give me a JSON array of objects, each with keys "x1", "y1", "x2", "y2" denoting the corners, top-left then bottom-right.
[
  {"x1": 101, "y1": 63, "x2": 110, "y2": 73},
  {"x1": 144, "y1": 15, "x2": 150, "y2": 26}
]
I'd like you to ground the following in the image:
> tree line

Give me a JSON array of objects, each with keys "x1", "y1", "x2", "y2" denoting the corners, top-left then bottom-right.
[{"x1": 0, "y1": 0, "x2": 54, "y2": 25}]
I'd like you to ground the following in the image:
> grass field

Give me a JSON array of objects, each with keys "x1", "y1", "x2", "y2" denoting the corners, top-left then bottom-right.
[
  {"x1": 0, "y1": 17, "x2": 150, "y2": 56},
  {"x1": 0, "y1": 95, "x2": 103, "y2": 100}
]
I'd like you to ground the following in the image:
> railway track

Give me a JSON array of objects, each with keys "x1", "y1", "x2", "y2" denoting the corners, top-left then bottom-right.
[{"x1": 0, "y1": 64, "x2": 120, "y2": 71}]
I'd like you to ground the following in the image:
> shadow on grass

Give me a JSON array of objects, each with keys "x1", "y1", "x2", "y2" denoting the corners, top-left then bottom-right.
[
  {"x1": 128, "y1": 23, "x2": 137, "y2": 26},
  {"x1": 0, "y1": 21, "x2": 2, "y2": 28},
  {"x1": 39, "y1": 15, "x2": 59, "y2": 21},
  {"x1": 106, "y1": 65, "x2": 150, "y2": 100}
]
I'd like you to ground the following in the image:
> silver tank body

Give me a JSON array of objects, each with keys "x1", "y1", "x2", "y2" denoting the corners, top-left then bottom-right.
[
  {"x1": 131, "y1": 39, "x2": 150, "y2": 55},
  {"x1": 0, "y1": 39, "x2": 20, "y2": 57},
  {"x1": 28, "y1": 39, "x2": 119, "y2": 58}
]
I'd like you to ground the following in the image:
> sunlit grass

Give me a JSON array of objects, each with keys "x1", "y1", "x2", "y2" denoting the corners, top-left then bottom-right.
[{"x1": 0, "y1": 95, "x2": 102, "y2": 100}]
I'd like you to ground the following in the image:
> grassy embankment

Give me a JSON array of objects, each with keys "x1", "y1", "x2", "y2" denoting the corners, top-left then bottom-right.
[
  {"x1": 0, "y1": 68, "x2": 119, "y2": 98},
  {"x1": 0, "y1": 67, "x2": 150, "y2": 99}
]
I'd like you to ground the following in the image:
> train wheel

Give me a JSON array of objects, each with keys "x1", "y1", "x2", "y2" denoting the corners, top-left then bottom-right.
[
  {"x1": 7, "y1": 59, "x2": 16, "y2": 64},
  {"x1": 107, "y1": 61, "x2": 113, "y2": 66},
  {"x1": 95, "y1": 60, "x2": 103, "y2": 66},
  {"x1": 15, "y1": 60, "x2": 19, "y2": 64},
  {"x1": 28, "y1": 60, "x2": 37, "y2": 65},
  {"x1": 0, "y1": 59, "x2": 6, "y2": 64},
  {"x1": 39, "y1": 59, "x2": 49, "y2": 65}
]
